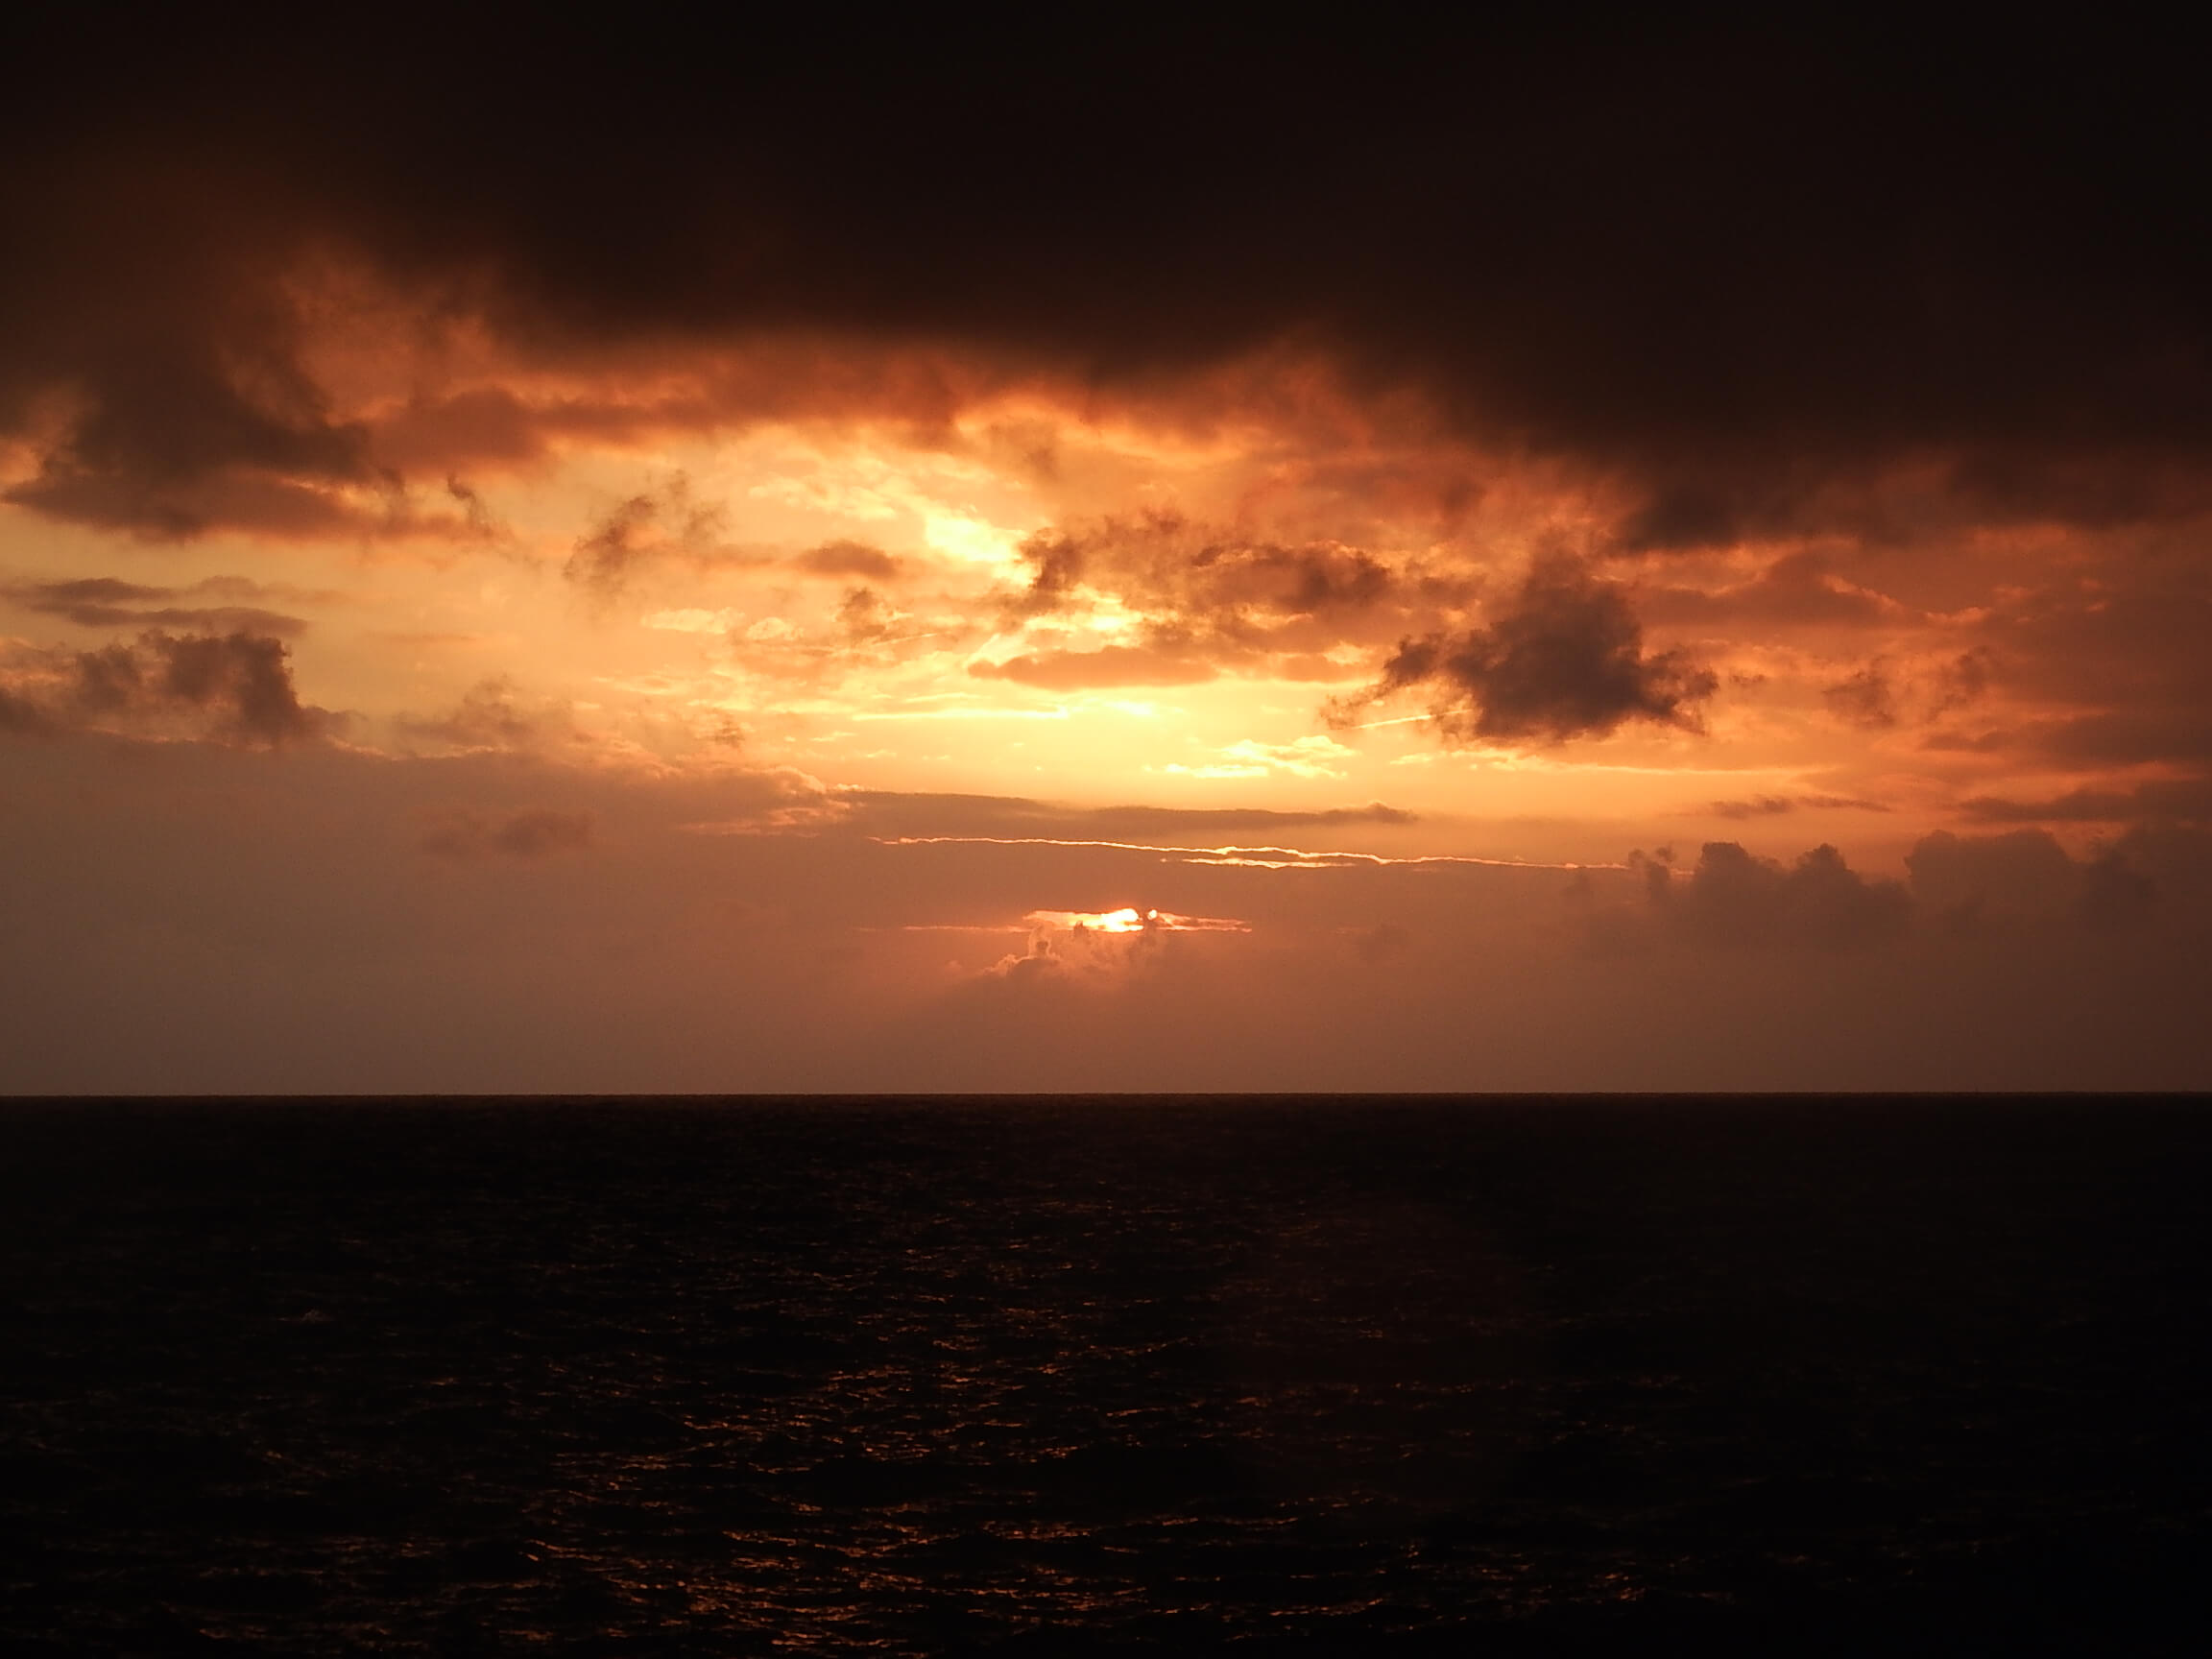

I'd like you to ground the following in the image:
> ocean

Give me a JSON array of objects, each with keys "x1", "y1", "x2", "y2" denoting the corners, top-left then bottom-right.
[{"x1": 3, "y1": 1096, "x2": 2208, "y2": 1654}]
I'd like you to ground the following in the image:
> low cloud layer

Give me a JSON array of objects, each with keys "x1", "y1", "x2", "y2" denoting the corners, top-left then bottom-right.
[
  {"x1": 1638, "y1": 843, "x2": 1912, "y2": 950},
  {"x1": 1603, "y1": 829, "x2": 2196, "y2": 953},
  {"x1": 2, "y1": 736, "x2": 2204, "y2": 1094}
]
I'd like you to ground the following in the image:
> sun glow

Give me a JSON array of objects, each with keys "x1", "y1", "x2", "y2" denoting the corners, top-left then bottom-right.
[{"x1": 1025, "y1": 907, "x2": 1252, "y2": 933}]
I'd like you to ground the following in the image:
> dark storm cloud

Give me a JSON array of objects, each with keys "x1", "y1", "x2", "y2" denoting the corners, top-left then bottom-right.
[
  {"x1": 14, "y1": 14, "x2": 2200, "y2": 537},
  {"x1": 1332, "y1": 553, "x2": 1715, "y2": 743},
  {"x1": 0, "y1": 190, "x2": 376, "y2": 540},
  {"x1": 1612, "y1": 455, "x2": 2212, "y2": 555},
  {"x1": 4, "y1": 455, "x2": 373, "y2": 541}
]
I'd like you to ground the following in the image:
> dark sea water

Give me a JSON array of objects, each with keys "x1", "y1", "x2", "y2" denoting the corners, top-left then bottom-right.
[{"x1": 3, "y1": 1096, "x2": 2209, "y2": 1656}]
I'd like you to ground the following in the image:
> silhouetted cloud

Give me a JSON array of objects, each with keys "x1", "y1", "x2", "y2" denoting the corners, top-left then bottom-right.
[
  {"x1": 0, "y1": 240, "x2": 376, "y2": 538},
  {"x1": 396, "y1": 678, "x2": 579, "y2": 755},
  {"x1": 1708, "y1": 796, "x2": 1799, "y2": 819},
  {"x1": 1647, "y1": 841, "x2": 1911, "y2": 949},
  {"x1": 1008, "y1": 514, "x2": 1402, "y2": 634},
  {"x1": 3, "y1": 575, "x2": 310, "y2": 636},
  {"x1": 5, "y1": 12, "x2": 2212, "y2": 1096},
  {"x1": 3, "y1": 16, "x2": 2207, "y2": 544},
  {"x1": 564, "y1": 477, "x2": 727, "y2": 600},
  {"x1": 0, "y1": 629, "x2": 329, "y2": 745},
  {"x1": 2021, "y1": 711, "x2": 2212, "y2": 767},
  {"x1": 1960, "y1": 777, "x2": 2212, "y2": 825},
  {"x1": 794, "y1": 541, "x2": 902, "y2": 581},
  {"x1": 1823, "y1": 663, "x2": 1899, "y2": 729},
  {"x1": 1333, "y1": 553, "x2": 1715, "y2": 743},
  {"x1": 1800, "y1": 650, "x2": 1996, "y2": 735},
  {"x1": 834, "y1": 791, "x2": 1415, "y2": 846},
  {"x1": 1907, "y1": 827, "x2": 2173, "y2": 934},
  {"x1": 1907, "y1": 829, "x2": 2084, "y2": 932},
  {"x1": 1704, "y1": 794, "x2": 1891, "y2": 820}
]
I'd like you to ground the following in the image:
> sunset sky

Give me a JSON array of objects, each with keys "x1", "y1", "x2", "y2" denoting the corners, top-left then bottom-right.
[{"x1": 5, "y1": 13, "x2": 2208, "y2": 1091}]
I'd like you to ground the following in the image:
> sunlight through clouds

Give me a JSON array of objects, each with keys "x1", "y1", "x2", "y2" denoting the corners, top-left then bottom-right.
[{"x1": 4, "y1": 12, "x2": 2210, "y2": 1089}]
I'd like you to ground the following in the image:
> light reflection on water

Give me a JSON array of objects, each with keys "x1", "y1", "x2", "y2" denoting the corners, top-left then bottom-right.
[{"x1": 2, "y1": 1096, "x2": 2209, "y2": 1654}]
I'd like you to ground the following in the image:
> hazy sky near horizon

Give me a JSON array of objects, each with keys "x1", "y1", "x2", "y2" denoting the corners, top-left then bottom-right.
[{"x1": 4, "y1": 13, "x2": 2209, "y2": 1091}]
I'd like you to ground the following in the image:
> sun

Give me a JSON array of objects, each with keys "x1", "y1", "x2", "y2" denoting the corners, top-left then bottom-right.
[{"x1": 1092, "y1": 907, "x2": 1156, "y2": 933}]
